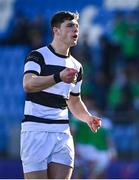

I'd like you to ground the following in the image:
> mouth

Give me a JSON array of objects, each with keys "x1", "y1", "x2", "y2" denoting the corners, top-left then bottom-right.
[{"x1": 72, "y1": 35, "x2": 78, "y2": 40}]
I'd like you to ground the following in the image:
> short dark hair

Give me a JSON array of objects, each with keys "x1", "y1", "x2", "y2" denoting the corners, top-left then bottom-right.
[{"x1": 51, "y1": 11, "x2": 79, "y2": 28}]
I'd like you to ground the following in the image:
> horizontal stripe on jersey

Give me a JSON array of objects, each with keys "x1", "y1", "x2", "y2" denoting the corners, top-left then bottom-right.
[
  {"x1": 22, "y1": 115, "x2": 69, "y2": 124},
  {"x1": 26, "y1": 91, "x2": 67, "y2": 109},
  {"x1": 24, "y1": 101, "x2": 68, "y2": 120},
  {"x1": 70, "y1": 92, "x2": 80, "y2": 96},
  {"x1": 24, "y1": 61, "x2": 41, "y2": 74},
  {"x1": 24, "y1": 70, "x2": 39, "y2": 75},
  {"x1": 25, "y1": 51, "x2": 45, "y2": 66},
  {"x1": 41, "y1": 64, "x2": 65, "y2": 76},
  {"x1": 24, "y1": 62, "x2": 82, "y2": 84}
]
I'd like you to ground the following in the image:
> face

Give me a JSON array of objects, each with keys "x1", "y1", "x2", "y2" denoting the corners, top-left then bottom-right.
[{"x1": 55, "y1": 19, "x2": 79, "y2": 47}]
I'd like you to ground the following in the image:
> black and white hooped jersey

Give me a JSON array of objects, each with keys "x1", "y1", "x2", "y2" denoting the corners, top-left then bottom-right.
[{"x1": 22, "y1": 45, "x2": 83, "y2": 133}]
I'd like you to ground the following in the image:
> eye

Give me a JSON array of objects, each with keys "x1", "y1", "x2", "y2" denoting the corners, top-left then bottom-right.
[{"x1": 67, "y1": 23, "x2": 74, "y2": 27}]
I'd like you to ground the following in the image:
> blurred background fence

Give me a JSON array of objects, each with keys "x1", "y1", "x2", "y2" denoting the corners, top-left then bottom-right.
[{"x1": 0, "y1": 0, "x2": 139, "y2": 178}]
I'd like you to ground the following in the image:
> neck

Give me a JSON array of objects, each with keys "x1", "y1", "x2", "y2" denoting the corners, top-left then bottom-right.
[{"x1": 51, "y1": 40, "x2": 70, "y2": 56}]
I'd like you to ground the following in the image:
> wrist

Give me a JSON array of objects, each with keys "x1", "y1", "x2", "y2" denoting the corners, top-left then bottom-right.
[
  {"x1": 86, "y1": 114, "x2": 92, "y2": 121},
  {"x1": 53, "y1": 73, "x2": 62, "y2": 83}
]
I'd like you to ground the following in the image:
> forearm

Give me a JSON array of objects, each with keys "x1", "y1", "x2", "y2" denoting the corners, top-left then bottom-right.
[
  {"x1": 67, "y1": 96, "x2": 92, "y2": 123},
  {"x1": 23, "y1": 73, "x2": 56, "y2": 92},
  {"x1": 67, "y1": 95, "x2": 102, "y2": 133},
  {"x1": 23, "y1": 67, "x2": 78, "y2": 93}
]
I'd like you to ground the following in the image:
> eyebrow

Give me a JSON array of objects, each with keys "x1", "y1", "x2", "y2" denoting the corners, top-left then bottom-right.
[{"x1": 66, "y1": 22, "x2": 79, "y2": 27}]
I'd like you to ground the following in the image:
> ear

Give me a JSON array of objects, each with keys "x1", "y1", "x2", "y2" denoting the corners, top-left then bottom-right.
[{"x1": 53, "y1": 27, "x2": 60, "y2": 36}]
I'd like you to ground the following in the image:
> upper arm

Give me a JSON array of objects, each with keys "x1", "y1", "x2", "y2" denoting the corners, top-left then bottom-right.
[
  {"x1": 24, "y1": 51, "x2": 44, "y2": 76},
  {"x1": 23, "y1": 51, "x2": 44, "y2": 91}
]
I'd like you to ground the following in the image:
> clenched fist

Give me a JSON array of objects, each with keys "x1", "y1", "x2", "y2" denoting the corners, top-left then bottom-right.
[
  {"x1": 87, "y1": 116, "x2": 102, "y2": 133},
  {"x1": 60, "y1": 68, "x2": 78, "y2": 84}
]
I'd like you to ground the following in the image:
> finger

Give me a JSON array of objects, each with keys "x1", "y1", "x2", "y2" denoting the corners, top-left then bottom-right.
[
  {"x1": 67, "y1": 68, "x2": 78, "y2": 75},
  {"x1": 97, "y1": 125, "x2": 101, "y2": 129},
  {"x1": 88, "y1": 120, "x2": 100, "y2": 133},
  {"x1": 68, "y1": 74, "x2": 76, "y2": 78},
  {"x1": 92, "y1": 124, "x2": 100, "y2": 132},
  {"x1": 69, "y1": 72, "x2": 77, "y2": 77},
  {"x1": 90, "y1": 124, "x2": 97, "y2": 133},
  {"x1": 68, "y1": 68, "x2": 78, "y2": 72},
  {"x1": 92, "y1": 127, "x2": 97, "y2": 133}
]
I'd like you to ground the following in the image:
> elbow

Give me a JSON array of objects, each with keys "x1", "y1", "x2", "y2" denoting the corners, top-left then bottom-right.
[{"x1": 23, "y1": 81, "x2": 34, "y2": 93}]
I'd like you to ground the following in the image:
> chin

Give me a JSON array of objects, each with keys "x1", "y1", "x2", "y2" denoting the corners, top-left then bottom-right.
[{"x1": 70, "y1": 41, "x2": 78, "y2": 47}]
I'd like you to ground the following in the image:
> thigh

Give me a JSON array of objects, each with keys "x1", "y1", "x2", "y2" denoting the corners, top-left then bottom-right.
[
  {"x1": 48, "y1": 162, "x2": 73, "y2": 179},
  {"x1": 21, "y1": 131, "x2": 55, "y2": 173},
  {"x1": 24, "y1": 169, "x2": 47, "y2": 179},
  {"x1": 49, "y1": 133, "x2": 75, "y2": 168}
]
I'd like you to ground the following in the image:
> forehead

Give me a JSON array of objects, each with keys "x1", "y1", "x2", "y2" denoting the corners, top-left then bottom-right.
[{"x1": 61, "y1": 19, "x2": 79, "y2": 26}]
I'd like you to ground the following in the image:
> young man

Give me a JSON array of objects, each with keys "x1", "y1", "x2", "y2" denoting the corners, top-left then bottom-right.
[{"x1": 20, "y1": 11, "x2": 101, "y2": 179}]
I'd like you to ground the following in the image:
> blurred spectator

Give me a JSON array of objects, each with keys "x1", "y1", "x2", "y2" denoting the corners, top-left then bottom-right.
[
  {"x1": 122, "y1": 13, "x2": 139, "y2": 65},
  {"x1": 99, "y1": 35, "x2": 121, "y2": 82},
  {"x1": 111, "y1": 11, "x2": 139, "y2": 67},
  {"x1": 92, "y1": 71, "x2": 110, "y2": 110},
  {"x1": 0, "y1": 12, "x2": 30, "y2": 45},
  {"x1": 0, "y1": 13, "x2": 48, "y2": 48},
  {"x1": 71, "y1": 96, "x2": 117, "y2": 179},
  {"x1": 111, "y1": 11, "x2": 127, "y2": 46},
  {"x1": 108, "y1": 63, "x2": 139, "y2": 115},
  {"x1": 27, "y1": 14, "x2": 48, "y2": 49}
]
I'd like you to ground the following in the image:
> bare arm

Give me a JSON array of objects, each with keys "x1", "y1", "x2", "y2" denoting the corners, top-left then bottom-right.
[
  {"x1": 23, "y1": 73, "x2": 56, "y2": 92},
  {"x1": 67, "y1": 95, "x2": 101, "y2": 133},
  {"x1": 23, "y1": 68, "x2": 78, "y2": 93},
  {"x1": 67, "y1": 95, "x2": 91, "y2": 121}
]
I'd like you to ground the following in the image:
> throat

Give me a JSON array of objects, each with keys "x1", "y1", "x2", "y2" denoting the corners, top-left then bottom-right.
[
  {"x1": 48, "y1": 44, "x2": 70, "y2": 58},
  {"x1": 49, "y1": 44, "x2": 70, "y2": 57}
]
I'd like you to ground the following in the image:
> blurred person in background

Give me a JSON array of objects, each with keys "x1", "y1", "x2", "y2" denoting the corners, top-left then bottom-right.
[
  {"x1": 121, "y1": 13, "x2": 139, "y2": 66},
  {"x1": 111, "y1": 11, "x2": 139, "y2": 68},
  {"x1": 0, "y1": 12, "x2": 31, "y2": 45},
  {"x1": 27, "y1": 14, "x2": 48, "y2": 49},
  {"x1": 71, "y1": 96, "x2": 117, "y2": 179},
  {"x1": 0, "y1": 12, "x2": 47, "y2": 49},
  {"x1": 108, "y1": 63, "x2": 139, "y2": 114},
  {"x1": 20, "y1": 11, "x2": 101, "y2": 179}
]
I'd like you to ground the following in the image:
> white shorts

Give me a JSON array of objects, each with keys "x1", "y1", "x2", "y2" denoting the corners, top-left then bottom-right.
[{"x1": 20, "y1": 131, "x2": 75, "y2": 173}]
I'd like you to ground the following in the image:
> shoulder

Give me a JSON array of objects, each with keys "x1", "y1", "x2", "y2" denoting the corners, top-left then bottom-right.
[
  {"x1": 36, "y1": 46, "x2": 48, "y2": 55},
  {"x1": 70, "y1": 55, "x2": 82, "y2": 69},
  {"x1": 27, "y1": 46, "x2": 48, "y2": 58},
  {"x1": 69, "y1": 55, "x2": 83, "y2": 81},
  {"x1": 25, "y1": 47, "x2": 46, "y2": 65}
]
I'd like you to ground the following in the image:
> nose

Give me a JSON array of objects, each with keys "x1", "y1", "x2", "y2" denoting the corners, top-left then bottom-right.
[{"x1": 74, "y1": 26, "x2": 79, "y2": 33}]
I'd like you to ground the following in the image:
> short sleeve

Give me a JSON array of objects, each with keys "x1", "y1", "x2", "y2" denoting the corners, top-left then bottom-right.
[
  {"x1": 24, "y1": 51, "x2": 45, "y2": 75},
  {"x1": 70, "y1": 66, "x2": 83, "y2": 96}
]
